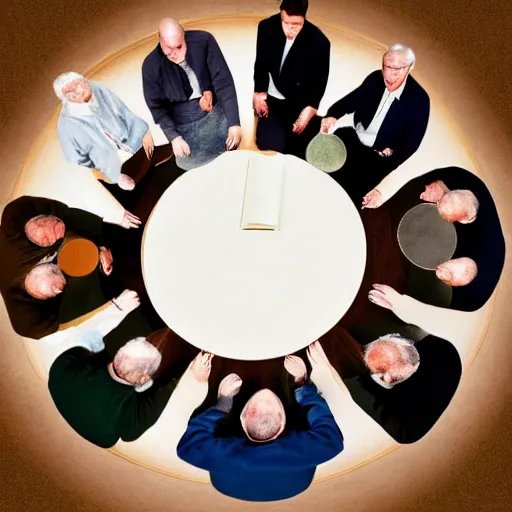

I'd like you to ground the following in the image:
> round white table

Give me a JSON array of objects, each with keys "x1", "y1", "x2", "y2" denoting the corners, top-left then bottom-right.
[{"x1": 142, "y1": 150, "x2": 366, "y2": 360}]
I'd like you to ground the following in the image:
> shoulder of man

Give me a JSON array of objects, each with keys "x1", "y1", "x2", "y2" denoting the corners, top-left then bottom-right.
[
  {"x1": 142, "y1": 45, "x2": 163, "y2": 73},
  {"x1": 185, "y1": 30, "x2": 214, "y2": 43},
  {"x1": 303, "y1": 19, "x2": 330, "y2": 46},
  {"x1": 258, "y1": 13, "x2": 281, "y2": 30},
  {"x1": 404, "y1": 74, "x2": 430, "y2": 102}
]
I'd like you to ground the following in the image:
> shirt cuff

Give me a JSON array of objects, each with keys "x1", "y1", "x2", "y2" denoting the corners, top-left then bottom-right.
[{"x1": 215, "y1": 395, "x2": 234, "y2": 413}]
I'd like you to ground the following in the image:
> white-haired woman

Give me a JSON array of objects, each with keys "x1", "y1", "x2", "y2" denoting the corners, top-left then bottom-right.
[{"x1": 53, "y1": 72, "x2": 154, "y2": 190}]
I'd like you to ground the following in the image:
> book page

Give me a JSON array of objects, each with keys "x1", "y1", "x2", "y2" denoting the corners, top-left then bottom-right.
[{"x1": 240, "y1": 153, "x2": 284, "y2": 231}]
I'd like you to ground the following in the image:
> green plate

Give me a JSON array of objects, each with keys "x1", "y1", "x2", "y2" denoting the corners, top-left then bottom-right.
[{"x1": 306, "y1": 133, "x2": 347, "y2": 173}]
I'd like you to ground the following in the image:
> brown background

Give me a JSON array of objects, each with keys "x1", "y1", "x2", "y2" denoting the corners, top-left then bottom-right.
[{"x1": 1, "y1": 0, "x2": 511, "y2": 510}]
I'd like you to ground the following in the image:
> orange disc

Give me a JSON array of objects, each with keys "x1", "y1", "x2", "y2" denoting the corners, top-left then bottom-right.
[{"x1": 58, "y1": 238, "x2": 99, "y2": 277}]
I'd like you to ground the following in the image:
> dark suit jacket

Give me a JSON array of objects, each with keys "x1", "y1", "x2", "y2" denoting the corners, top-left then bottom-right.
[
  {"x1": 326, "y1": 70, "x2": 430, "y2": 171},
  {"x1": 344, "y1": 336, "x2": 462, "y2": 444},
  {"x1": 254, "y1": 14, "x2": 330, "y2": 115},
  {"x1": 177, "y1": 383, "x2": 343, "y2": 502},
  {"x1": 142, "y1": 30, "x2": 240, "y2": 142},
  {"x1": 0, "y1": 196, "x2": 107, "y2": 339},
  {"x1": 388, "y1": 167, "x2": 506, "y2": 311}
]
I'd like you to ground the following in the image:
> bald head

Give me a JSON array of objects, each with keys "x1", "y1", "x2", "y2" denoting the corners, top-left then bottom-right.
[
  {"x1": 364, "y1": 335, "x2": 420, "y2": 387},
  {"x1": 158, "y1": 18, "x2": 187, "y2": 63},
  {"x1": 241, "y1": 389, "x2": 286, "y2": 442},
  {"x1": 437, "y1": 190, "x2": 479, "y2": 224},
  {"x1": 436, "y1": 257, "x2": 478, "y2": 287},
  {"x1": 24, "y1": 263, "x2": 67, "y2": 300},
  {"x1": 25, "y1": 215, "x2": 65, "y2": 247}
]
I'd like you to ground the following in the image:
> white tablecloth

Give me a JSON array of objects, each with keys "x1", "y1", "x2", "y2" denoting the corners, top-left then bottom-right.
[{"x1": 142, "y1": 150, "x2": 366, "y2": 360}]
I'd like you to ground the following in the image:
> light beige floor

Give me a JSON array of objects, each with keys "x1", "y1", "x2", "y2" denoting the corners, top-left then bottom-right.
[{"x1": 19, "y1": 16, "x2": 496, "y2": 483}]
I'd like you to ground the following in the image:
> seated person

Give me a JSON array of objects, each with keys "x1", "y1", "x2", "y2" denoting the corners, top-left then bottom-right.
[
  {"x1": 0, "y1": 196, "x2": 139, "y2": 339},
  {"x1": 177, "y1": 342, "x2": 344, "y2": 502},
  {"x1": 142, "y1": 18, "x2": 242, "y2": 171},
  {"x1": 54, "y1": 72, "x2": 155, "y2": 191},
  {"x1": 253, "y1": 0, "x2": 330, "y2": 159},
  {"x1": 364, "y1": 167, "x2": 506, "y2": 311},
  {"x1": 48, "y1": 290, "x2": 180, "y2": 448},
  {"x1": 342, "y1": 333, "x2": 462, "y2": 444},
  {"x1": 321, "y1": 43, "x2": 430, "y2": 202}
]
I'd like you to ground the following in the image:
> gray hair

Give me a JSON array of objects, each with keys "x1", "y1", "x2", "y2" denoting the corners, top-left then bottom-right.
[
  {"x1": 438, "y1": 189, "x2": 479, "y2": 223},
  {"x1": 386, "y1": 43, "x2": 416, "y2": 66},
  {"x1": 364, "y1": 334, "x2": 420, "y2": 367},
  {"x1": 53, "y1": 71, "x2": 86, "y2": 101},
  {"x1": 113, "y1": 337, "x2": 162, "y2": 378}
]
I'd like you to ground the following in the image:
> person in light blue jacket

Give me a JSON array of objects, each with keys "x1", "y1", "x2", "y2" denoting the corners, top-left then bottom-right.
[{"x1": 54, "y1": 72, "x2": 154, "y2": 190}]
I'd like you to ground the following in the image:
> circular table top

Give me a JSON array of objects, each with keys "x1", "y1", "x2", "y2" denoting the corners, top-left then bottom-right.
[
  {"x1": 58, "y1": 238, "x2": 99, "y2": 277},
  {"x1": 398, "y1": 203, "x2": 457, "y2": 270},
  {"x1": 142, "y1": 150, "x2": 366, "y2": 360}
]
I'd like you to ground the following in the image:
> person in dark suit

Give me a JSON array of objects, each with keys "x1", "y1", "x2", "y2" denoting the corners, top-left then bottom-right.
[
  {"x1": 0, "y1": 196, "x2": 139, "y2": 339},
  {"x1": 253, "y1": 0, "x2": 330, "y2": 159},
  {"x1": 364, "y1": 167, "x2": 506, "y2": 312},
  {"x1": 343, "y1": 333, "x2": 462, "y2": 444},
  {"x1": 177, "y1": 342, "x2": 343, "y2": 502},
  {"x1": 321, "y1": 43, "x2": 430, "y2": 202},
  {"x1": 142, "y1": 18, "x2": 241, "y2": 171}
]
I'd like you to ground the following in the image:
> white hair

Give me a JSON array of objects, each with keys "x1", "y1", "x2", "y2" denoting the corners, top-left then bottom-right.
[
  {"x1": 364, "y1": 334, "x2": 420, "y2": 367},
  {"x1": 113, "y1": 337, "x2": 162, "y2": 378},
  {"x1": 387, "y1": 43, "x2": 416, "y2": 66},
  {"x1": 438, "y1": 189, "x2": 479, "y2": 223},
  {"x1": 53, "y1": 71, "x2": 86, "y2": 101}
]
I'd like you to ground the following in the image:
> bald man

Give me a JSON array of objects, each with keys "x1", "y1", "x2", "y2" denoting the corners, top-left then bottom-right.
[
  {"x1": 142, "y1": 18, "x2": 241, "y2": 171},
  {"x1": 177, "y1": 344, "x2": 344, "y2": 501}
]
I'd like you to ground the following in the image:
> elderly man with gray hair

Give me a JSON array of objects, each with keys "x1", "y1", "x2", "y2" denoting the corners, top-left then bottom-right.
[
  {"x1": 320, "y1": 43, "x2": 430, "y2": 202},
  {"x1": 48, "y1": 290, "x2": 180, "y2": 448},
  {"x1": 341, "y1": 332, "x2": 462, "y2": 444},
  {"x1": 54, "y1": 72, "x2": 155, "y2": 191}
]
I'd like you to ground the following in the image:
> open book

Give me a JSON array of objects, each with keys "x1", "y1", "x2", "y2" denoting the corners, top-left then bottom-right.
[{"x1": 240, "y1": 153, "x2": 284, "y2": 231}]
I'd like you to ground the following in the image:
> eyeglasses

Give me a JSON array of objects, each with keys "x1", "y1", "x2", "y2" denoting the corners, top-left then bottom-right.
[{"x1": 382, "y1": 64, "x2": 410, "y2": 73}]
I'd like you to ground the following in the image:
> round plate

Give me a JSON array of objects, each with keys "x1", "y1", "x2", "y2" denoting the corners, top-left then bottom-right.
[
  {"x1": 306, "y1": 133, "x2": 347, "y2": 173},
  {"x1": 58, "y1": 238, "x2": 99, "y2": 277},
  {"x1": 398, "y1": 203, "x2": 457, "y2": 270}
]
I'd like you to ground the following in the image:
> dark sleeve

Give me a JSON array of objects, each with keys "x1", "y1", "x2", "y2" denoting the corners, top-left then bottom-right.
[
  {"x1": 119, "y1": 378, "x2": 178, "y2": 442},
  {"x1": 385, "y1": 90, "x2": 430, "y2": 171},
  {"x1": 142, "y1": 56, "x2": 180, "y2": 142},
  {"x1": 303, "y1": 34, "x2": 330, "y2": 110},
  {"x1": 344, "y1": 376, "x2": 407, "y2": 442},
  {"x1": 253, "y1": 21, "x2": 270, "y2": 93},
  {"x1": 326, "y1": 73, "x2": 372, "y2": 118},
  {"x1": 3, "y1": 287, "x2": 60, "y2": 339},
  {"x1": 206, "y1": 33, "x2": 240, "y2": 127},
  {"x1": 64, "y1": 208, "x2": 105, "y2": 246},
  {"x1": 178, "y1": 385, "x2": 344, "y2": 472}
]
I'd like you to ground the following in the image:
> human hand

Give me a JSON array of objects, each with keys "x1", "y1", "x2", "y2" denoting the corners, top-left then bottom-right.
[
  {"x1": 226, "y1": 126, "x2": 242, "y2": 150},
  {"x1": 284, "y1": 355, "x2": 307, "y2": 385},
  {"x1": 320, "y1": 116, "x2": 337, "y2": 134},
  {"x1": 420, "y1": 180, "x2": 450, "y2": 203},
  {"x1": 218, "y1": 373, "x2": 243, "y2": 399},
  {"x1": 142, "y1": 130, "x2": 154, "y2": 160},
  {"x1": 199, "y1": 90, "x2": 213, "y2": 113},
  {"x1": 292, "y1": 106, "x2": 317, "y2": 135},
  {"x1": 368, "y1": 283, "x2": 402, "y2": 311},
  {"x1": 190, "y1": 351, "x2": 214, "y2": 382},
  {"x1": 112, "y1": 289, "x2": 140, "y2": 313},
  {"x1": 99, "y1": 247, "x2": 113, "y2": 275},
  {"x1": 118, "y1": 210, "x2": 141, "y2": 230},
  {"x1": 253, "y1": 92, "x2": 269, "y2": 117},
  {"x1": 307, "y1": 341, "x2": 335, "y2": 392},
  {"x1": 361, "y1": 188, "x2": 383, "y2": 209},
  {"x1": 377, "y1": 147, "x2": 393, "y2": 157},
  {"x1": 171, "y1": 136, "x2": 191, "y2": 158}
]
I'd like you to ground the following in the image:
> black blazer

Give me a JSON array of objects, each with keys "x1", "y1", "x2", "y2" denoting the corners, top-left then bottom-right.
[
  {"x1": 388, "y1": 167, "x2": 506, "y2": 312},
  {"x1": 254, "y1": 14, "x2": 330, "y2": 114},
  {"x1": 344, "y1": 336, "x2": 462, "y2": 444},
  {"x1": 326, "y1": 70, "x2": 430, "y2": 171}
]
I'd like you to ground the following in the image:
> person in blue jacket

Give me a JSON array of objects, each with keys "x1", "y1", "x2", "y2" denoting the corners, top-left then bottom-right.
[{"x1": 177, "y1": 342, "x2": 344, "y2": 502}]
